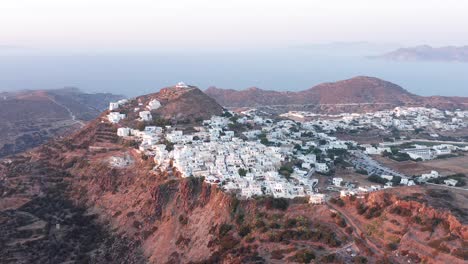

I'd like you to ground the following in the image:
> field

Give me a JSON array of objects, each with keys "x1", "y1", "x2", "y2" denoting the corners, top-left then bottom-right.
[
  {"x1": 421, "y1": 156, "x2": 468, "y2": 175},
  {"x1": 373, "y1": 155, "x2": 468, "y2": 177}
]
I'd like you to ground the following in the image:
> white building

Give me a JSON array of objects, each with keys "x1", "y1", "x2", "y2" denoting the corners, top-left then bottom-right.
[
  {"x1": 364, "y1": 146, "x2": 391, "y2": 155},
  {"x1": 147, "y1": 99, "x2": 161, "y2": 110},
  {"x1": 117, "y1": 127, "x2": 131, "y2": 137},
  {"x1": 332, "y1": 177, "x2": 343, "y2": 187},
  {"x1": 139, "y1": 111, "x2": 152, "y2": 122},
  {"x1": 381, "y1": 175, "x2": 394, "y2": 181},
  {"x1": 107, "y1": 112, "x2": 126, "y2": 123},
  {"x1": 175, "y1": 82, "x2": 189, "y2": 88},
  {"x1": 402, "y1": 148, "x2": 435, "y2": 160},
  {"x1": 421, "y1": 170, "x2": 440, "y2": 181},
  {"x1": 444, "y1": 179, "x2": 458, "y2": 187},
  {"x1": 309, "y1": 194, "x2": 325, "y2": 205},
  {"x1": 109, "y1": 102, "x2": 120, "y2": 111},
  {"x1": 316, "y1": 163, "x2": 329, "y2": 173}
]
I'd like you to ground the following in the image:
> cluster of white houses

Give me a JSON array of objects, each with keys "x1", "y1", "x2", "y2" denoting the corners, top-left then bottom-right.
[
  {"x1": 107, "y1": 89, "x2": 466, "y2": 201},
  {"x1": 116, "y1": 120, "x2": 321, "y2": 199},
  {"x1": 282, "y1": 107, "x2": 468, "y2": 132},
  {"x1": 363, "y1": 143, "x2": 460, "y2": 161},
  {"x1": 107, "y1": 96, "x2": 164, "y2": 124}
]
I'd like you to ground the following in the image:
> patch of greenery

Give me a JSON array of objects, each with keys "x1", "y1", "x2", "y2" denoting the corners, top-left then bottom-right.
[
  {"x1": 238, "y1": 168, "x2": 247, "y2": 177},
  {"x1": 367, "y1": 175, "x2": 388, "y2": 184}
]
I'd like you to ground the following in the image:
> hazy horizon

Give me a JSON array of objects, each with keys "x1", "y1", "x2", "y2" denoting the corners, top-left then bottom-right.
[
  {"x1": 2, "y1": 1, "x2": 468, "y2": 50},
  {"x1": 1, "y1": 48, "x2": 468, "y2": 97},
  {"x1": 1, "y1": 0, "x2": 468, "y2": 97}
]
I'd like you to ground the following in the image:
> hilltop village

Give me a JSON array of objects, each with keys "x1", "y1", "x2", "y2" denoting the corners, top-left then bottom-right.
[{"x1": 106, "y1": 84, "x2": 468, "y2": 203}]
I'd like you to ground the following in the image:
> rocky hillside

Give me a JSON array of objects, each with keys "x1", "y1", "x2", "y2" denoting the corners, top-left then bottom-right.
[
  {"x1": 1, "y1": 138, "x2": 466, "y2": 263},
  {"x1": 136, "y1": 86, "x2": 224, "y2": 121},
  {"x1": 0, "y1": 88, "x2": 123, "y2": 158},
  {"x1": 205, "y1": 76, "x2": 468, "y2": 113},
  {"x1": 0, "y1": 88, "x2": 466, "y2": 263}
]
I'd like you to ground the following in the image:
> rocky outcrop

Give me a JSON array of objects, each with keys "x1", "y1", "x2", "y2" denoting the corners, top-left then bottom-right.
[{"x1": 338, "y1": 189, "x2": 467, "y2": 263}]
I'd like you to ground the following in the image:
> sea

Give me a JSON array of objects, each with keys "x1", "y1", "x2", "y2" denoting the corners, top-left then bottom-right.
[{"x1": 0, "y1": 49, "x2": 467, "y2": 97}]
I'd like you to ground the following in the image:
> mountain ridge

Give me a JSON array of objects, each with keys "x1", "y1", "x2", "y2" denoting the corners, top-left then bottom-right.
[{"x1": 205, "y1": 76, "x2": 468, "y2": 113}]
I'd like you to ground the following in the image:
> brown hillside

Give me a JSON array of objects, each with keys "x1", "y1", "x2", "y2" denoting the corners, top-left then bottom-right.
[
  {"x1": 0, "y1": 88, "x2": 123, "y2": 158},
  {"x1": 303, "y1": 76, "x2": 418, "y2": 105},
  {"x1": 205, "y1": 76, "x2": 468, "y2": 113}
]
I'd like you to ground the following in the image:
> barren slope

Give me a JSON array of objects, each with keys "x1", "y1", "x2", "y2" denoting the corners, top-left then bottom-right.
[
  {"x1": 0, "y1": 88, "x2": 123, "y2": 157},
  {"x1": 205, "y1": 76, "x2": 468, "y2": 113}
]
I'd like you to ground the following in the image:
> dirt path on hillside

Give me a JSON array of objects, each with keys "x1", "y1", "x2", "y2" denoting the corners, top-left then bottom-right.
[
  {"x1": 46, "y1": 96, "x2": 86, "y2": 127},
  {"x1": 326, "y1": 200, "x2": 392, "y2": 260}
]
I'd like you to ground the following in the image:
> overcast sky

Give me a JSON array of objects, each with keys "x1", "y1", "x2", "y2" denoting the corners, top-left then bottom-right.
[{"x1": 1, "y1": 0, "x2": 467, "y2": 52}]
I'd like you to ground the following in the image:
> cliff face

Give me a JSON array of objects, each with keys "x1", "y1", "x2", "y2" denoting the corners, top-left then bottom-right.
[
  {"x1": 335, "y1": 189, "x2": 467, "y2": 263},
  {"x1": 60, "y1": 146, "x2": 354, "y2": 263}
]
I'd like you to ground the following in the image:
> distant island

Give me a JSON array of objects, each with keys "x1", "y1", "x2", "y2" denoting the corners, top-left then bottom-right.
[{"x1": 372, "y1": 45, "x2": 468, "y2": 62}]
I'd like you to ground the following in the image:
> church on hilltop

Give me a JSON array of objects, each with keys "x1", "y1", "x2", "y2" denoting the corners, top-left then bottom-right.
[{"x1": 175, "y1": 82, "x2": 189, "y2": 88}]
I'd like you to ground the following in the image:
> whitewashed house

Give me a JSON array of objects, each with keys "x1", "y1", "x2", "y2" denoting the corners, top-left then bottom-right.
[
  {"x1": 332, "y1": 177, "x2": 343, "y2": 187},
  {"x1": 147, "y1": 99, "x2": 161, "y2": 110},
  {"x1": 117, "y1": 127, "x2": 131, "y2": 137},
  {"x1": 139, "y1": 111, "x2": 152, "y2": 122},
  {"x1": 381, "y1": 175, "x2": 394, "y2": 181},
  {"x1": 109, "y1": 102, "x2": 120, "y2": 111},
  {"x1": 421, "y1": 170, "x2": 440, "y2": 181},
  {"x1": 107, "y1": 112, "x2": 126, "y2": 123},
  {"x1": 315, "y1": 163, "x2": 329, "y2": 173},
  {"x1": 444, "y1": 179, "x2": 458, "y2": 186}
]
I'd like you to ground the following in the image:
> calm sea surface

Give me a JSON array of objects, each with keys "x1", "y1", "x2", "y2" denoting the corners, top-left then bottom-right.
[{"x1": 0, "y1": 51, "x2": 467, "y2": 97}]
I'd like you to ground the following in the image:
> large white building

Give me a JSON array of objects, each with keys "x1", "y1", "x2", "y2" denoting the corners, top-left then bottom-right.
[{"x1": 402, "y1": 148, "x2": 435, "y2": 160}]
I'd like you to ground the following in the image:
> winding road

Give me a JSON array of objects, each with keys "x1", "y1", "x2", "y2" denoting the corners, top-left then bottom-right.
[{"x1": 46, "y1": 96, "x2": 86, "y2": 127}]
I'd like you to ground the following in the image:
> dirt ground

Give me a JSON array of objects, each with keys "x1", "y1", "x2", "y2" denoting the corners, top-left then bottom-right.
[
  {"x1": 373, "y1": 155, "x2": 467, "y2": 176},
  {"x1": 421, "y1": 156, "x2": 468, "y2": 175},
  {"x1": 335, "y1": 168, "x2": 375, "y2": 186}
]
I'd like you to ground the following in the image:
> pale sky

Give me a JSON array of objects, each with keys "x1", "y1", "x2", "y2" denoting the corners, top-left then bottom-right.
[{"x1": 1, "y1": 0, "x2": 468, "y2": 51}]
